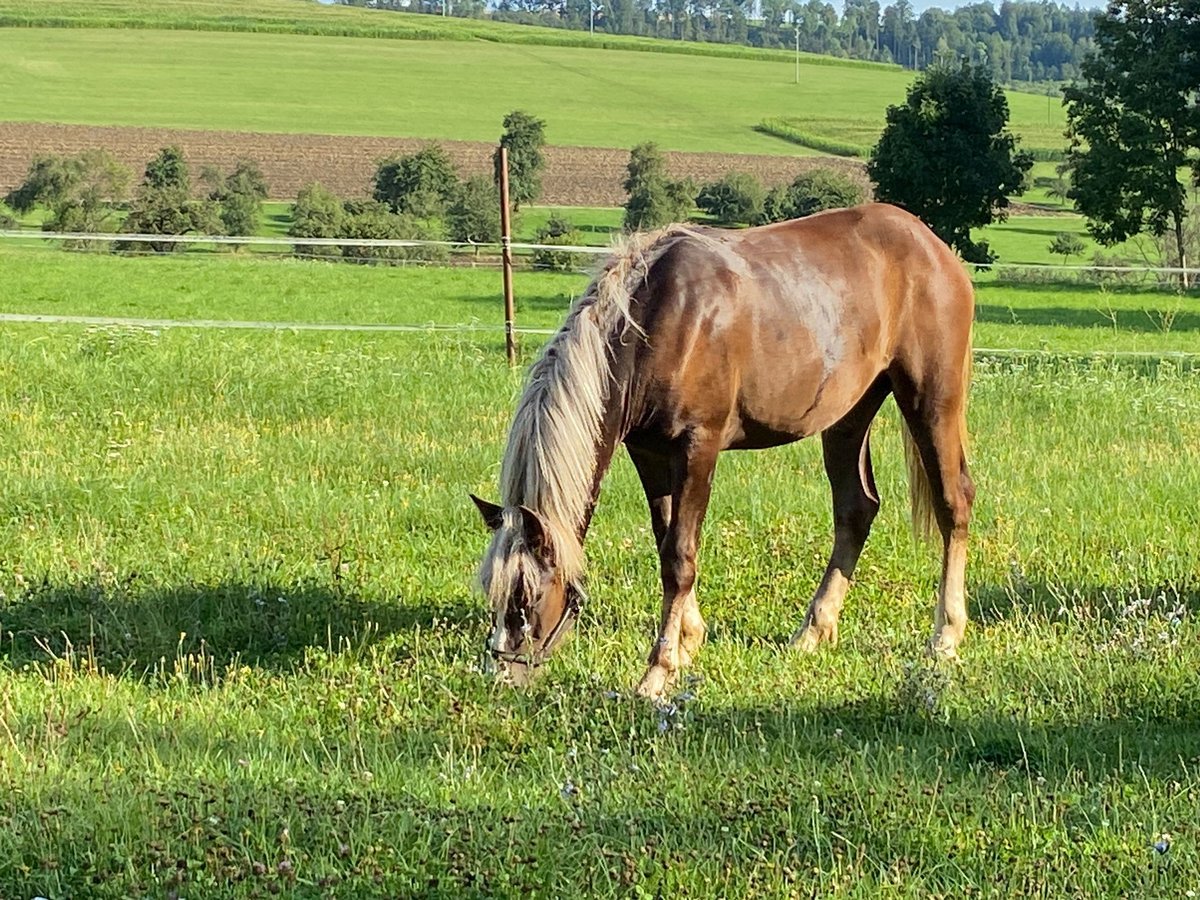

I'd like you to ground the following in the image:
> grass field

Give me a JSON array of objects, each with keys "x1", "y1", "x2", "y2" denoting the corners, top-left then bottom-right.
[
  {"x1": 0, "y1": 22, "x2": 1070, "y2": 157},
  {"x1": 3, "y1": 4, "x2": 1200, "y2": 895},
  {"x1": 0, "y1": 0, "x2": 896, "y2": 69},
  {"x1": 4, "y1": 247, "x2": 1199, "y2": 354},
  {"x1": 1, "y1": 300, "x2": 1198, "y2": 895}
]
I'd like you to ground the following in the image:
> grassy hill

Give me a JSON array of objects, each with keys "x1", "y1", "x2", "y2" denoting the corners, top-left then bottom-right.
[
  {"x1": 0, "y1": 0, "x2": 896, "y2": 69},
  {"x1": 0, "y1": 1, "x2": 1069, "y2": 157}
]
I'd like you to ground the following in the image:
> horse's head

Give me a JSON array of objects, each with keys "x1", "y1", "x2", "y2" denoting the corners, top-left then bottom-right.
[{"x1": 471, "y1": 494, "x2": 585, "y2": 685}]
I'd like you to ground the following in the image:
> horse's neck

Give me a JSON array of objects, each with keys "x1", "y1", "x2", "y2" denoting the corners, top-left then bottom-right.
[{"x1": 576, "y1": 397, "x2": 627, "y2": 542}]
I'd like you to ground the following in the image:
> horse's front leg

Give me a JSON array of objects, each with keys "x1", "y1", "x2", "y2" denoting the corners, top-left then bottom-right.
[{"x1": 635, "y1": 440, "x2": 717, "y2": 702}]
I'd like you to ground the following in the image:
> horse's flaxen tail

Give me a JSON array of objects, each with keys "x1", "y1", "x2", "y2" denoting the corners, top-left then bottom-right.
[{"x1": 901, "y1": 326, "x2": 973, "y2": 541}]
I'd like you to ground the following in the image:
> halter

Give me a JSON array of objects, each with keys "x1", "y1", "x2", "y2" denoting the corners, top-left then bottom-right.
[{"x1": 488, "y1": 583, "x2": 586, "y2": 668}]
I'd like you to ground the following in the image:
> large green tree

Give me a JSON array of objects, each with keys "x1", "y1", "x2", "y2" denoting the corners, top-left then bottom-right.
[
  {"x1": 622, "y1": 142, "x2": 693, "y2": 231},
  {"x1": 493, "y1": 110, "x2": 547, "y2": 211},
  {"x1": 867, "y1": 62, "x2": 1032, "y2": 262},
  {"x1": 1063, "y1": 0, "x2": 1200, "y2": 284}
]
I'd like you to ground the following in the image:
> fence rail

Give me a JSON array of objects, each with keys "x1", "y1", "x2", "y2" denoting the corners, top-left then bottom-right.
[
  {"x1": 0, "y1": 229, "x2": 1195, "y2": 275},
  {"x1": 4, "y1": 313, "x2": 1199, "y2": 361}
]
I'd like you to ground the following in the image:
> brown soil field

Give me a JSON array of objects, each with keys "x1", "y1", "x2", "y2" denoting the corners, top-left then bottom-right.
[{"x1": 0, "y1": 122, "x2": 871, "y2": 207}]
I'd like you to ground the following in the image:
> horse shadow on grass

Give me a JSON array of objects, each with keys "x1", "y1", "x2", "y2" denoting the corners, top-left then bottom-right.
[
  {"x1": 974, "y1": 301, "x2": 1200, "y2": 334},
  {"x1": 0, "y1": 576, "x2": 479, "y2": 675},
  {"x1": 971, "y1": 578, "x2": 1200, "y2": 627}
]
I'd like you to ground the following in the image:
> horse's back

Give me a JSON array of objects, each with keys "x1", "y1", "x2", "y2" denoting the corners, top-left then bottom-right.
[{"x1": 631, "y1": 204, "x2": 973, "y2": 447}]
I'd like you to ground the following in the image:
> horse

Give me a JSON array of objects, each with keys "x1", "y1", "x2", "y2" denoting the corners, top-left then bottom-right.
[{"x1": 471, "y1": 203, "x2": 976, "y2": 700}]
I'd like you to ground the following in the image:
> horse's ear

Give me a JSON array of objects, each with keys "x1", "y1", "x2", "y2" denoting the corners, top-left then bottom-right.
[
  {"x1": 518, "y1": 505, "x2": 555, "y2": 565},
  {"x1": 469, "y1": 494, "x2": 504, "y2": 531}
]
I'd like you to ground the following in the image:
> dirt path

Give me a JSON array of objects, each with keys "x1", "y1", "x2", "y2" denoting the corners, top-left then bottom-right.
[{"x1": 0, "y1": 122, "x2": 870, "y2": 206}]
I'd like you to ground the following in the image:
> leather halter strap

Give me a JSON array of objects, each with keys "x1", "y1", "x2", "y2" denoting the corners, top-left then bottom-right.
[{"x1": 488, "y1": 584, "x2": 585, "y2": 668}]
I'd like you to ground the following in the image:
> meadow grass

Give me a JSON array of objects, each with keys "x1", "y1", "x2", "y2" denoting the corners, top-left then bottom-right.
[
  {"x1": 0, "y1": 0, "x2": 896, "y2": 70},
  {"x1": 0, "y1": 22, "x2": 1069, "y2": 157},
  {"x1": 0, "y1": 320, "x2": 1198, "y2": 897},
  {"x1": 3, "y1": 245, "x2": 1199, "y2": 354}
]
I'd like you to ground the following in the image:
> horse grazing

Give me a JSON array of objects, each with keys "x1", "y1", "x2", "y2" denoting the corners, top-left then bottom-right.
[{"x1": 472, "y1": 203, "x2": 975, "y2": 699}]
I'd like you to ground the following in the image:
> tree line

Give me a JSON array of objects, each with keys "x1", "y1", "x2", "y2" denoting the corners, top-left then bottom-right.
[
  {"x1": 336, "y1": 0, "x2": 1099, "y2": 83},
  {"x1": 1, "y1": 109, "x2": 864, "y2": 268}
]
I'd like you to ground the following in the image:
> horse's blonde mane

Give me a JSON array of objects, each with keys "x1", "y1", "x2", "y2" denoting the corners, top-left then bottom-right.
[{"x1": 481, "y1": 224, "x2": 703, "y2": 601}]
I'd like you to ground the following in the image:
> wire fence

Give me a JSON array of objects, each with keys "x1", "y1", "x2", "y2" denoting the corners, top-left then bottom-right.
[
  {"x1": 2, "y1": 229, "x2": 1197, "y2": 364},
  {"x1": 1, "y1": 229, "x2": 1195, "y2": 280},
  {"x1": 4, "y1": 313, "x2": 1198, "y2": 368}
]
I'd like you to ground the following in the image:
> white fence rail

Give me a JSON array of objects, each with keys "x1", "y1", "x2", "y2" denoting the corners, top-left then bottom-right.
[{"x1": 0, "y1": 229, "x2": 1195, "y2": 276}]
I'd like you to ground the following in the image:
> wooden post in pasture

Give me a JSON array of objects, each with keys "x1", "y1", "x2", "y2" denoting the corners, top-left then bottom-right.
[{"x1": 498, "y1": 146, "x2": 517, "y2": 367}]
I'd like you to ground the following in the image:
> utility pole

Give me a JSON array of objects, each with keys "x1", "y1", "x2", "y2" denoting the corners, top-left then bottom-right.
[{"x1": 794, "y1": 23, "x2": 801, "y2": 83}]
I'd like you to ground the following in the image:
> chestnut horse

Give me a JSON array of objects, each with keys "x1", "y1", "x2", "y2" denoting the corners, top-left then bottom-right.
[{"x1": 472, "y1": 203, "x2": 975, "y2": 699}]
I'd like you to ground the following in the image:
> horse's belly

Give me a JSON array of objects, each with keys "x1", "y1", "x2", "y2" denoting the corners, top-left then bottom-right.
[{"x1": 728, "y1": 359, "x2": 881, "y2": 449}]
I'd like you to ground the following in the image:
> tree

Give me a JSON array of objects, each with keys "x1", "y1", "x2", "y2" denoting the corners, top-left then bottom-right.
[
  {"x1": 1063, "y1": 0, "x2": 1200, "y2": 285},
  {"x1": 622, "y1": 142, "x2": 693, "y2": 231},
  {"x1": 143, "y1": 145, "x2": 190, "y2": 192},
  {"x1": 695, "y1": 172, "x2": 765, "y2": 226},
  {"x1": 493, "y1": 110, "x2": 547, "y2": 211},
  {"x1": 447, "y1": 175, "x2": 501, "y2": 250},
  {"x1": 203, "y1": 159, "x2": 269, "y2": 243},
  {"x1": 373, "y1": 146, "x2": 459, "y2": 218},
  {"x1": 868, "y1": 62, "x2": 1032, "y2": 262},
  {"x1": 1047, "y1": 231, "x2": 1085, "y2": 264},
  {"x1": 4, "y1": 150, "x2": 130, "y2": 241},
  {"x1": 120, "y1": 147, "x2": 218, "y2": 253}
]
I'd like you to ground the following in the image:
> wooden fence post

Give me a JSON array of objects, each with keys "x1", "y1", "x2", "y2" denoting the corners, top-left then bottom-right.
[{"x1": 498, "y1": 145, "x2": 517, "y2": 367}]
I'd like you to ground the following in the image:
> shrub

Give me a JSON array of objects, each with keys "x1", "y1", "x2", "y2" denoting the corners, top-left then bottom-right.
[
  {"x1": 783, "y1": 169, "x2": 864, "y2": 218},
  {"x1": 373, "y1": 146, "x2": 459, "y2": 219},
  {"x1": 340, "y1": 200, "x2": 448, "y2": 265},
  {"x1": 696, "y1": 172, "x2": 765, "y2": 226},
  {"x1": 532, "y1": 215, "x2": 584, "y2": 271},
  {"x1": 446, "y1": 175, "x2": 501, "y2": 249},
  {"x1": 288, "y1": 182, "x2": 345, "y2": 259},
  {"x1": 756, "y1": 168, "x2": 864, "y2": 224}
]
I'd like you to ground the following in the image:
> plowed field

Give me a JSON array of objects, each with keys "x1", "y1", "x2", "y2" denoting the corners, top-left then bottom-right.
[{"x1": 0, "y1": 122, "x2": 870, "y2": 206}]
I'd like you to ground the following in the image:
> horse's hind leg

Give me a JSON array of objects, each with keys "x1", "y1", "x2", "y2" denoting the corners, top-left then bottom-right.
[
  {"x1": 635, "y1": 436, "x2": 719, "y2": 701},
  {"x1": 792, "y1": 378, "x2": 890, "y2": 652},
  {"x1": 892, "y1": 371, "x2": 975, "y2": 657}
]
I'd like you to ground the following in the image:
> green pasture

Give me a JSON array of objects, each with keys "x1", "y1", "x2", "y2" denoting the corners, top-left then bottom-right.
[
  {"x1": 0, "y1": 22, "x2": 1069, "y2": 157},
  {"x1": 3, "y1": 246, "x2": 1197, "y2": 354},
  {"x1": 0, "y1": 0, "x2": 894, "y2": 69},
  {"x1": 0, "y1": 311, "x2": 1198, "y2": 895}
]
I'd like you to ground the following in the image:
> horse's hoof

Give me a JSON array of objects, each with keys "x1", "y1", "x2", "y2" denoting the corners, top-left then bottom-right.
[
  {"x1": 789, "y1": 624, "x2": 834, "y2": 653},
  {"x1": 635, "y1": 666, "x2": 674, "y2": 702},
  {"x1": 925, "y1": 638, "x2": 962, "y2": 661}
]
